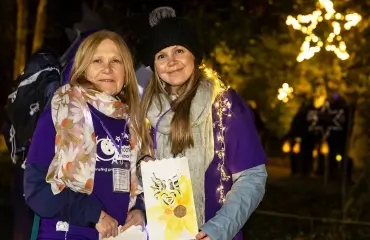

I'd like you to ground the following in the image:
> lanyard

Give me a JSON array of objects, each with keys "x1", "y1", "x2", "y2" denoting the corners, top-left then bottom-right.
[
  {"x1": 90, "y1": 110, "x2": 128, "y2": 154},
  {"x1": 153, "y1": 108, "x2": 171, "y2": 151}
]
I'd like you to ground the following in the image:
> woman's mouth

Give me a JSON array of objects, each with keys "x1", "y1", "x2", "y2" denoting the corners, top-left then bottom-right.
[
  {"x1": 99, "y1": 79, "x2": 115, "y2": 82},
  {"x1": 168, "y1": 68, "x2": 183, "y2": 74}
]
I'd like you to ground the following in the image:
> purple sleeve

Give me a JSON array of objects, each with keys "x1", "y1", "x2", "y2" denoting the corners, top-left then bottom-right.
[
  {"x1": 131, "y1": 193, "x2": 147, "y2": 223},
  {"x1": 24, "y1": 108, "x2": 102, "y2": 226},
  {"x1": 26, "y1": 107, "x2": 55, "y2": 166},
  {"x1": 224, "y1": 89, "x2": 267, "y2": 174},
  {"x1": 132, "y1": 193, "x2": 145, "y2": 211}
]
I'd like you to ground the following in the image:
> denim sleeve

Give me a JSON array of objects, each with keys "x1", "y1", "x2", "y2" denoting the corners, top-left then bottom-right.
[
  {"x1": 200, "y1": 164, "x2": 267, "y2": 240},
  {"x1": 24, "y1": 163, "x2": 103, "y2": 227}
]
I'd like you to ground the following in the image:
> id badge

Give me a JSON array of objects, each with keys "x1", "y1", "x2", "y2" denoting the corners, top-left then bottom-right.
[{"x1": 112, "y1": 155, "x2": 130, "y2": 193}]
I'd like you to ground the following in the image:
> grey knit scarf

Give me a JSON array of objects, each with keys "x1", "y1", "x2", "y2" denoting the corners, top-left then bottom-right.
[{"x1": 147, "y1": 80, "x2": 216, "y2": 227}]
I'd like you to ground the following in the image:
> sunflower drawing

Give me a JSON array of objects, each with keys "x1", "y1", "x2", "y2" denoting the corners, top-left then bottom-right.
[{"x1": 147, "y1": 174, "x2": 198, "y2": 240}]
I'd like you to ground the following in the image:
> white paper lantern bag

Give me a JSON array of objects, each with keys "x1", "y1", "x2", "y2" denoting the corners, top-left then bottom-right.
[{"x1": 141, "y1": 157, "x2": 198, "y2": 240}]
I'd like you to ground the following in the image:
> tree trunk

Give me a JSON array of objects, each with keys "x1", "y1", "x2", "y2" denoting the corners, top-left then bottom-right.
[
  {"x1": 32, "y1": 0, "x2": 48, "y2": 53},
  {"x1": 13, "y1": 0, "x2": 28, "y2": 80}
]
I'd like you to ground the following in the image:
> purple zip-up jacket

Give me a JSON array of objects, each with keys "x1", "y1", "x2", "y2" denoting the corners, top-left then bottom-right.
[
  {"x1": 203, "y1": 89, "x2": 267, "y2": 240},
  {"x1": 24, "y1": 106, "x2": 145, "y2": 240},
  {"x1": 150, "y1": 88, "x2": 267, "y2": 240}
]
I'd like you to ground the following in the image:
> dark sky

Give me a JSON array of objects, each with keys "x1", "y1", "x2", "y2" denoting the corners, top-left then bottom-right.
[
  {"x1": 0, "y1": 0, "x2": 277, "y2": 115},
  {"x1": 0, "y1": 0, "x2": 186, "y2": 113}
]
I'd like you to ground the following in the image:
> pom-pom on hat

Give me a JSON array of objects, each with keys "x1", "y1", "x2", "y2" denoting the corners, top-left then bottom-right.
[{"x1": 143, "y1": 7, "x2": 203, "y2": 70}]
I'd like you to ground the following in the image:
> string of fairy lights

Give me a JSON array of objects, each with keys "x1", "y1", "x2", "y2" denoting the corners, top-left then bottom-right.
[
  {"x1": 214, "y1": 94, "x2": 232, "y2": 203},
  {"x1": 203, "y1": 66, "x2": 231, "y2": 203}
]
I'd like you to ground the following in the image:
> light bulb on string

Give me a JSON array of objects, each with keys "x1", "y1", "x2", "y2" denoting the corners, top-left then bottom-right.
[{"x1": 277, "y1": 83, "x2": 294, "y2": 103}]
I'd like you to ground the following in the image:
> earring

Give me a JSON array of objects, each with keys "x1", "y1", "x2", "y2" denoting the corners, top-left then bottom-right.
[{"x1": 119, "y1": 84, "x2": 126, "y2": 97}]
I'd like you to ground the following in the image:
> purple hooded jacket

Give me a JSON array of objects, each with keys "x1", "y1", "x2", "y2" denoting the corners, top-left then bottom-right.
[{"x1": 150, "y1": 88, "x2": 267, "y2": 240}]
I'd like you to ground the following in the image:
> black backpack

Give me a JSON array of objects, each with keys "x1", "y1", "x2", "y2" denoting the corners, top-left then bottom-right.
[{"x1": 6, "y1": 52, "x2": 62, "y2": 164}]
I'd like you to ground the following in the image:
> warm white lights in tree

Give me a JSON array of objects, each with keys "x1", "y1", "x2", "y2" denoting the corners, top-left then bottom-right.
[
  {"x1": 286, "y1": 0, "x2": 361, "y2": 62},
  {"x1": 277, "y1": 83, "x2": 294, "y2": 103}
]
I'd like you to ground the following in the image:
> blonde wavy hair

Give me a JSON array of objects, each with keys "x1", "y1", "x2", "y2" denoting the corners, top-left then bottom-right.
[{"x1": 69, "y1": 30, "x2": 150, "y2": 153}]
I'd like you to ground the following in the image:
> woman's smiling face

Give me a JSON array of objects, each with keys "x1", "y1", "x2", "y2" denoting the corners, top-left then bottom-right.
[
  {"x1": 85, "y1": 39, "x2": 125, "y2": 96},
  {"x1": 154, "y1": 45, "x2": 195, "y2": 93}
]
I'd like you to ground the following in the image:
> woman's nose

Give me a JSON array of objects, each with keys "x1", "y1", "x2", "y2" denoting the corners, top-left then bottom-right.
[
  {"x1": 167, "y1": 56, "x2": 177, "y2": 67},
  {"x1": 102, "y1": 62, "x2": 113, "y2": 73}
]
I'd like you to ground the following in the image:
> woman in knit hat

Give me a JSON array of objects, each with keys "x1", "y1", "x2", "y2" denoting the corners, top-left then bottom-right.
[{"x1": 140, "y1": 7, "x2": 268, "y2": 240}]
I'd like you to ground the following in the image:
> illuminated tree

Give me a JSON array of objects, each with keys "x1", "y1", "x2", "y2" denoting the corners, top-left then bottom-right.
[
  {"x1": 13, "y1": 0, "x2": 28, "y2": 79},
  {"x1": 32, "y1": 0, "x2": 48, "y2": 53}
]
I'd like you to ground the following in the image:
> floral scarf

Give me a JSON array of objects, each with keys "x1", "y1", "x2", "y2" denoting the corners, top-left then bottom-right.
[{"x1": 46, "y1": 84, "x2": 141, "y2": 207}]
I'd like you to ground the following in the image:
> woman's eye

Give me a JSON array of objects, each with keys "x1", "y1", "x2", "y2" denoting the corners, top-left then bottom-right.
[
  {"x1": 92, "y1": 59, "x2": 102, "y2": 63},
  {"x1": 112, "y1": 59, "x2": 121, "y2": 63},
  {"x1": 157, "y1": 54, "x2": 165, "y2": 60},
  {"x1": 175, "y1": 49, "x2": 185, "y2": 54}
]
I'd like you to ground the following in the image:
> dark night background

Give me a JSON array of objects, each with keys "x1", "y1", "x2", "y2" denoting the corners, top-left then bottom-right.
[{"x1": 2, "y1": 0, "x2": 370, "y2": 239}]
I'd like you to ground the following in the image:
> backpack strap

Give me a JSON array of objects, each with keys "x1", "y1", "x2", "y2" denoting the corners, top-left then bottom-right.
[
  {"x1": 30, "y1": 214, "x2": 40, "y2": 240},
  {"x1": 9, "y1": 125, "x2": 17, "y2": 163}
]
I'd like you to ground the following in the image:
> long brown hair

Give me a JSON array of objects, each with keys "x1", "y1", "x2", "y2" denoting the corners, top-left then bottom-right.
[
  {"x1": 140, "y1": 65, "x2": 203, "y2": 155},
  {"x1": 69, "y1": 30, "x2": 150, "y2": 152}
]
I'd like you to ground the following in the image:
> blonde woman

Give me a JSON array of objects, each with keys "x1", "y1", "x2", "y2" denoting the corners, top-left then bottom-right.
[
  {"x1": 140, "y1": 7, "x2": 268, "y2": 240},
  {"x1": 24, "y1": 30, "x2": 148, "y2": 239}
]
